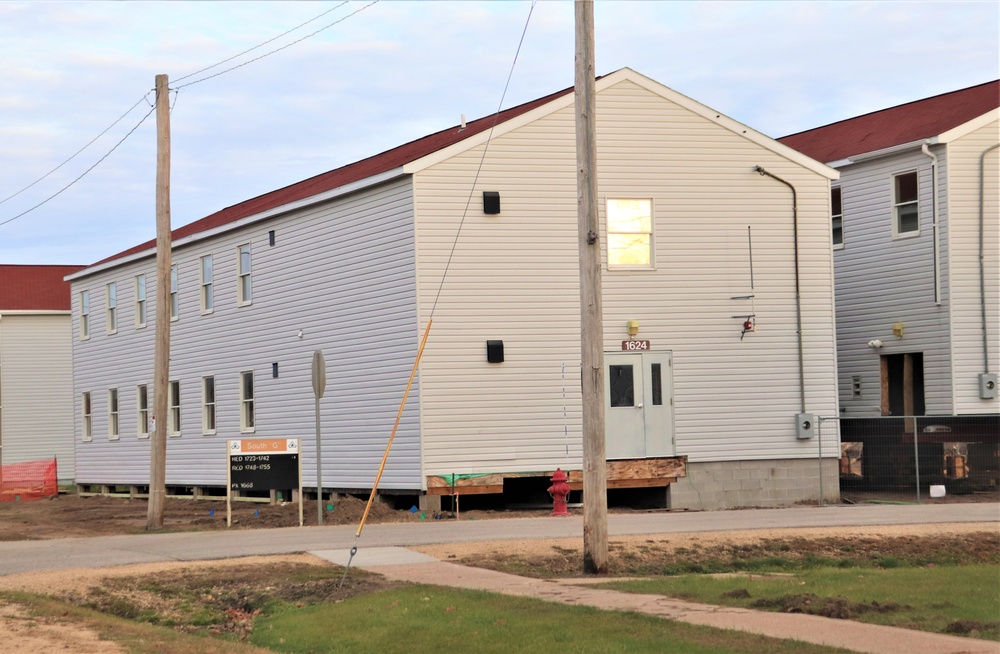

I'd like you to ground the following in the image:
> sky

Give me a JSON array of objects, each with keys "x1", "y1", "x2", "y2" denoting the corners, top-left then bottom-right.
[{"x1": 1, "y1": 0, "x2": 997, "y2": 266}]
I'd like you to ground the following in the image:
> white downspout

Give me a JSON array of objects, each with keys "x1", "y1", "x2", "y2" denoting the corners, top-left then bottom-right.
[{"x1": 922, "y1": 143, "x2": 941, "y2": 305}]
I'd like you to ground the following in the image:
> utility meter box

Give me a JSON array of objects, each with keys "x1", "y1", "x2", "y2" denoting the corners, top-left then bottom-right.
[
  {"x1": 795, "y1": 413, "x2": 817, "y2": 440},
  {"x1": 980, "y1": 373, "x2": 998, "y2": 400}
]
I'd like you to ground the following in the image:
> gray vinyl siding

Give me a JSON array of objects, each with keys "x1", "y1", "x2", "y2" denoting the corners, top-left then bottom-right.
[
  {"x1": 412, "y1": 78, "x2": 839, "y2": 471},
  {"x1": 0, "y1": 314, "x2": 75, "y2": 479},
  {"x1": 834, "y1": 147, "x2": 953, "y2": 415},
  {"x1": 72, "y1": 177, "x2": 421, "y2": 489}
]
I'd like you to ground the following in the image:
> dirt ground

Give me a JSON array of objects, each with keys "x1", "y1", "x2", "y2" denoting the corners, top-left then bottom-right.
[{"x1": 0, "y1": 492, "x2": 548, "y2": 541}]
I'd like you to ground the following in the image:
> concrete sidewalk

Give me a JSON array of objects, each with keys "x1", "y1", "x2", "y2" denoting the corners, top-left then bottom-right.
[{"x1": 312, "y1": 547, "x2": 999, "y2": 654}]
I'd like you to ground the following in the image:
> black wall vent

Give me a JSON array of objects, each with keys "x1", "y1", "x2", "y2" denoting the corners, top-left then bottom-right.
[
  {"x1": 483, "y1": 191, "x2": 501, "y2": 215},
  {"x1": 486, "y1": 340, "x2": 504, "y2": 363}
]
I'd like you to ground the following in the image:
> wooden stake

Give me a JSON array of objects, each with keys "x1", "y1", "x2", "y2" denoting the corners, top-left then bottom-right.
[
  {"x1": 575, "y1": 0, "x2": 608, "y2": 574},
  {"x1": 147, "y1": 74, "x2": 171, "y2": 530}
]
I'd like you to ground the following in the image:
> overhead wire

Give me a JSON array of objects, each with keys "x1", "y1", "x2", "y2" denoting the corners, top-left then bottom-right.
[
  {"x1": 340, "y1": 0, "x2": 538, "y2": 588},
  {"x1": 1, "y1": 0, "x2": 377, "y2": 228},
  {"x1": 0, "y1": 93, "x2": 153, "y2": 208},
  {"x1": 175, "y1": 0, "x2": 380, "y2": 90},
  {"x1": 173, "y1": 1, "x2": 351, "y2": 84},
  {"x1": 0, "y1": 103, "x2": 157, "y2": 229}
]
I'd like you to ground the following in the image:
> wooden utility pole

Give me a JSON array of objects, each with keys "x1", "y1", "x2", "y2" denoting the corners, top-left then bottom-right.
[
  {"x1": 147, "y1": 73, "x2": 172, "y2": 530},
  {"x1": 575, "y1": 0, "x2": 608, "y2": 574}
]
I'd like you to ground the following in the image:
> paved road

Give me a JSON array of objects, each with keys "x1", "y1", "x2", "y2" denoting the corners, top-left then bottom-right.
[{"x1": 1, "y1": 503, "x2": 996, "y2": 576}]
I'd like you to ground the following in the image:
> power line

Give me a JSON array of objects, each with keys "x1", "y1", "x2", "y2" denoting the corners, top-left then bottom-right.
[
  {"x1": 430, "y1": 0, "x2": 537, "y2": 319},
  {"x1": 174, "y1": 1, "x2": 351, "y2": 84},
  {"x1": 0, "y1": 103, "x2": 157, "y2": 229},
  {"x1": 176, "y1": 0, "x2": 380, "y2": 90},
  {"x1": 0, "y1": 92, "x2": 152, "y2": 208},
  {"x1": 1, "y1": 1, "x2": 376, "y2": 228}
]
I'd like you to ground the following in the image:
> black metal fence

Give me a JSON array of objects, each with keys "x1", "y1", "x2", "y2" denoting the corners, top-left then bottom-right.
[{"x1": 825, "y1": 415, "x2": 1000, "y2": 504}]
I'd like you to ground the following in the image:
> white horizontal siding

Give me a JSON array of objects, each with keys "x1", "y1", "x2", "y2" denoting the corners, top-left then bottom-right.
[
  {"x1": 946, "y1": 120, "x2": 1000, "y2": 413},
  {"x1": 413, "y1": 79, "x2": 839, "y2": 473},
  {"x1": 833, "y1": 147, "x2": 953, "y2": 415},
  {"x1": 71, "y1": 177, "x2": 422, "y2": 490},
  {"x1": 0, "y1": 314, "x2": 75, "y2": 478}
]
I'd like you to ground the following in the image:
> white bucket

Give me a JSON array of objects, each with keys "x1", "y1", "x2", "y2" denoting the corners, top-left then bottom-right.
[{"x1": 929, "y1": 485, "x2": 946, "y2": 498}]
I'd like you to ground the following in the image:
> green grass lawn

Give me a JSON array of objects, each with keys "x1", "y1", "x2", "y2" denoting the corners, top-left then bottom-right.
[
  {"x1": 601, "y1": 564, "x2": 1000, "y2": 640},
  {"x1": 250, "y1": 584, "x2": 851, "y2": 654}
]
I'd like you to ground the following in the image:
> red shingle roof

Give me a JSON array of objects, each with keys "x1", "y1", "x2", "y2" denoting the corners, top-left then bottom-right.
[
  {"x1": 92, "y1": 84, "x2": 577, "y2": 268},
  {"x1": 778, "y1": 81, "x2": 999, "y2": 163},
  {"x1": 0, "y1": 265, "x2": 85, "y2": 311}
]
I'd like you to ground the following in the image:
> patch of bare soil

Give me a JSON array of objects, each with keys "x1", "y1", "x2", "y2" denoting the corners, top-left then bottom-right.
[
  {"x1": 749, "y1": 593, "x2": 910, "y2": 620},
  {"x1": 414, "y1": 524, "x2": 1000, "y2": 578},
  {"x1": 0, "y1": 492, "x2": 550, "y2": 541},
  {"x1": 64, "y1": 560, "x2": 403, "y2": 640},
  {"x1": 0, "y1": 493, "x2": 426, "y2": 540},
  {"x1": 0, "y1": 601, "x2": 124, "y2": 654}
]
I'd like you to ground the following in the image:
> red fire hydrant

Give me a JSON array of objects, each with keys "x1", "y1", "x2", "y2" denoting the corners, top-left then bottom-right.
[{"x1": 548, "y1": 468, "x2": 571, "y2": 516}]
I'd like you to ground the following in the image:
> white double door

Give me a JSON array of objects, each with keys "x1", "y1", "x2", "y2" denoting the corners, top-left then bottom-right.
[{"x1": 604, "y1": 351, "x2": 675, "y2": 459}]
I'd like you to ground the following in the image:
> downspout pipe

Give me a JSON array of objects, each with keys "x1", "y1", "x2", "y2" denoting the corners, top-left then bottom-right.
[
  {"x1": 921, "y1": 143, "x2": 941, "y2": 305},
  {"x1": 753, "y1": 165, "x2": 806, "y2": 414},
  {"x1": 979, "y1": 143, "x2": 999, "y2": 372}
]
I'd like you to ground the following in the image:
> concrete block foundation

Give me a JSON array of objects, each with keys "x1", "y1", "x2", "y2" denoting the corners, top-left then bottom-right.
[{"x1": 668, "y1": 458, "x2": 840, "y2": 511}]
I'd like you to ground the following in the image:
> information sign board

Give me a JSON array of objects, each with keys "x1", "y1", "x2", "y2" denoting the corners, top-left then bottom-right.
[{"x1": 226, "y1": 439, "x2": 302, "y2": 527}]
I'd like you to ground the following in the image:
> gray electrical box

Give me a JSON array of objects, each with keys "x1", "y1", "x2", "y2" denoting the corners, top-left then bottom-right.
[
  {"x1": 796, "y1": 413, "x2": 817, "y2": 440},
  {"x1": 980, "y1": 373, "x2": 998, "y2": 400}
]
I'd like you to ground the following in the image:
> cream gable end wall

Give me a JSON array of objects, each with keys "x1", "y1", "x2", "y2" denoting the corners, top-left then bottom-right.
[
  {"x1": 0, "y1": 314, "x2": 75, "y2": 479},
  {"x1": 946, "y1": 119, "x2": 1000, "y2": 413},
  {"x1": 412, "y1": 79, "x2": 839, "y2": 477}
]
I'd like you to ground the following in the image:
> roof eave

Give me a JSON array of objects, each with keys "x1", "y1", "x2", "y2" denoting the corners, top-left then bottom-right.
[
  {"x1": 68, "y1": 166, "x2": 408, "y2": 282},
  {"x1": 938, "y1": 108, "x2": 1000, "y2": 144}
]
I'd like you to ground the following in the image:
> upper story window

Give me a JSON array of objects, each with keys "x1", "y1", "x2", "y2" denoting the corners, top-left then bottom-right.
[
  {"x1": 170, "y1": 265, "x2": 179, "y2": 321},
  {"x1": 169, "y1": 380, "x2": 181, "y2": 436},
  {"x1": 137, "y1": 384, "x2": 150, "y2": 438},
  {"x1": 200, "y1": 255, "x2": 214, "y2": 314},
  {"x1": 81, "y1": 391, "x2": 92, "y2": 442},
  {"x1": 831, "y1": 187, "x2": 843, "y2": 249},
  {"x1": 607, "y1": 198, "x2": 653, "y2": 268},
  {"x1": 106, "y1": 282, "x2": 118, "y2": 334},
  {"x1": 108, "y1": 388, "x2": 120, "y2": 440},
  {"x1": 80, "y1": 290, "x2": 91, "y2": 340},
  {"x1": 240, "y1": 370, "x2": 255, "y2": 432},
  {"x1": 237, "y1": 244, "x2": 252, "y2": 306},
  {"x1": 893, "y1": 171, "x2": 919, "y2": 237},
  {"x1": 202, "y1": 376, "x2": 216, "y2": 435},
  {"x1": 135, "y1": 274, "x2": 147, "y2": 328}
]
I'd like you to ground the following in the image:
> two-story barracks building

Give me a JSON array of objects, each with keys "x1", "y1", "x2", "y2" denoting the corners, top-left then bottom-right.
[{"x1": 68, "y1": 69, "x2": 840, "y2": 510}]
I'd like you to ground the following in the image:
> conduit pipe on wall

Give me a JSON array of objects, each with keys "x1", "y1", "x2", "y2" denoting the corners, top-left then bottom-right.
[
  {"x1": 753, "y1": 165, "x2": 806, "y2": 414},
  {"x1": 921, "y1": 143, "x2": 941, "y2": 305},
  {"x1": 979, "y1": 143, "x2": 999, "y2": 372}
]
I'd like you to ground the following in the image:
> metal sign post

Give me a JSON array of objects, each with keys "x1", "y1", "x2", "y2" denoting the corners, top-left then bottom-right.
[{"x1": 312, "y1": 350, "x2": 327, "y2": 525}]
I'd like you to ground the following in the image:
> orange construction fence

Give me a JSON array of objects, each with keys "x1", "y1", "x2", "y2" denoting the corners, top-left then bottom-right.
[{"x1": 0, "y1": 458, "x2": 58, "y2": 502}]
